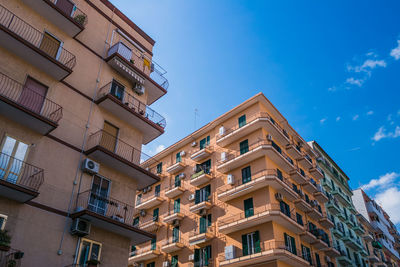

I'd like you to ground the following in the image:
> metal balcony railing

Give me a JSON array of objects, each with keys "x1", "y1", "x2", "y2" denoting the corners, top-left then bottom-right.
[
  {"x1": 0, "y1": 72, "x2": 63, "y2": 123},
  {"x1": 0, "y1": 248, "x2": 23, "y2": 267},
  {"x1": 108, "y1": 42, "x2": 169, "y2": 90},
  {"x1": 47, "y1": 0, "x2": 88, "y2": 26},
  {"x1": 97, "y1": 82, "x2": 166, "y2": 128},
  {"x1": 0, "y1": 4, "x2": 76, "y2": 69},
  {"x1": 161, "y1": 235, "x2": 188, "y2": 247},
  {"x1": 136, "y1": 189, "x2": 163, "y2": 205},
  {"x1": 75, "y1": 190, "x2": 136, "y2": 226},
  {"x1": 0, "y1": 152, "x2": 44, "y2": 192},
  {"x1": 86, "y1": 130, "x2": 160, "y2": 166}
]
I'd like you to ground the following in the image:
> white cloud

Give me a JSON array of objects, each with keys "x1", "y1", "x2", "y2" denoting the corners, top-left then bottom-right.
[
  {"x1": 397, "y1": 110, "x2": 400, "y2": 116},
  {"x1": 349, "y1": 59, "x2": 387, "y2": 73},
  {"x1": 328, "y1": 86, "x2": 337, "y2": 92},
  {"x1": 390, "y1": 40, "x2": 400, "y2": 60},
  {"x1": 375, "y1": 187, "x2": 400, "y2": 224},
  {"x1": 362, "y1": 172, "x2": 400, "y2": 190},
  {"x1": 366, "y1": 110, "x2": 374, "y2": 116},
  {"x1": 320, "y1": 118, "x2": 327, "y2": 125},
  {"x1": 155, "y1": 144, "x2": 166, "y2": 153},
  {"x1": 372, "y1": 126, "x2": 387, "y2": 141},
  {"x1": 336, "y1": 116, "x2": 341, "y2": 122},
  {"x1": 352, "y1": 114, "x2": 359, "y2": 121},
  {"x1": 143, "y1": 144, "x2": 166, "y2": 156},
  {"x1": 346, "y1": 77, "x2": 364, "y2": 87}
]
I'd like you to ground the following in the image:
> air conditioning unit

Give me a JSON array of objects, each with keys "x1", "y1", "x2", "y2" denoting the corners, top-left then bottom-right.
[
  {"x1": 81, "y1": 158, "x2": 99, "y2": 174},
  {"x1": 179, "y1": 173, "x2": 186, "y2": 179},
  {"x1": 221, "y1": 152, "x2": 227, "y2": 162},
  {"x1": 324, "y1": 256, "x2": 331, "y2": 262},
  {"x1": 134, "y1": 83, "x2": 145, "y2": 95},
  {"x1": 191, "y1": 141, "x2": 197, "y2": 147},
  {"x1": 70, "y1": 218, "x2": 91, "y2": 236},
  {"x1": 140, "y1": 210, "x2": 146, "y2": 217},
  {"x1": 200, "y1": 209, "x2": 207, "y2": 216},
  {"x1": 162, "y1": 261, "x2": 170, "y2": 267},
  {"x1": 275, "y1": 193, "x2": 283, "y2": 201},
  {"x1": 180, "y1": 151, "x2": 186, "y2": 157},
  {"x1": 219, "y1": 126, "x2": 225, "y2": 136},
  {"x1": 173, "y1": 220, "x2": 180, "y2": 226},
  {"x1": 225, "y1": 245, "x2": 235, "y2": 260},
  {"x1": 188, "y1": 254, "x2": 195, "y2": 261},
  {"x1": 227, "y1": 174, "x2": 234, "y2": 185},
  {"x1": 267, "y1": 134, "x2": 272, "y2": 141},
  {"x1": 189, "y1": 194, "x2": 195, "y2": 201}
]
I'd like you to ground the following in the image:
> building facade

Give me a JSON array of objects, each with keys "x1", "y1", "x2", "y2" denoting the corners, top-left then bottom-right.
[
  {"x1": 310, "y1": 141, "x2": 369, "y2": 267},
  {"x1": 0, "y1": 0, "x2": 167, "y2": 266},
  {"x1": 130, "y1": 93, "x2": 339, "y2": 267},
  {"x1": 352, "y1": 189, "x2": 400, "y2": 266}
]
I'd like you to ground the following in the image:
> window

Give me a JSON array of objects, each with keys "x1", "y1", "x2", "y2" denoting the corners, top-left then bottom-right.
[
  {"x1": 199, "y1": 136, "x2": 210, "y2": 149},
  {"x1": 176, "y1": 152, "x2": 181, "y2": 163},
  {"x1": 296, "y1": 213, "x2": 303, "y2": 226},
  {"x1": 195, "y1": 184, "x2": 211, "y2": 204},
  {"x1": 153, "y1": 208, "x2": 159, "y2": 221},
  {"x1": 200, "y1": 214, "x2": 211, "y2": 234},
  {"x1": 101, "y1": 121, "x2": 118, "y2": 152},
  {"x1": 21, "y1": 76, "x2": 48, "y2": 113},
  {"x1": 130, "y1": 245, "x2": 136, "y2": 257},
  {"x1": 0, "y1": 214, "x2": 7, "y2": 230},
  {"x1": 151, "y1": 238, "x2": 156, "y2": 250},
  {"x1": 301, "y1": 245, "x2": 312, "y2": 265},
  {"x1": 195, "y1": 159, "x2": 211, "y2": 174},
  {"x1": 244, "y1": 198, "x2": 254, "y2": 218},
  {"x1": 172, "y1": 226, "x2": 180, "y2": 242},
  {"x1": 194, "y1": 245, "x2": 211, "y2": 267},
  {"x1": 174, "y1": 175, "x2": 181, "y2": 187},
  {"x1": 77, "y1": 238, "x2": 102, "y2": 265},
  {"x1": 284, "y1": 233, "x2": 297, "y2": 255},
  {"x1": 171, "y1": 255, "x2": 178, "y2": 267},
  {"x1": 133, "y1": 216, "x2": 139, "y2": 227},
  {"x1": 242, "y1": 231, "x2": 261, "y2": 256},
  {"x1": 39, "y1": 31, "x2": 62, "y2": 59},
  {"x1": 137, "y1": 194, "x2": 142, "y2": 204},
  {"x1": 156, "y1": 162, "x2": 162, "y2": 174},
  {"x1": 276, "y1": 168, "x2": 283, "y2": 180},
  {"x1": 174, "y1": 199, "x2": 180, "y2": 213},
  {"x1": 280, "y1": 201, "x2": 290, "y2": 217},
  {"x1": 315, "y1": 253, "x2": 321, "y2": 267},
  {"x1": 241, "y1": 166, "x2": 251, "y2": 184},
  {"x1": 155, "y1": 184, "x2": 161, "y2": 197},
  {"x1": 0, "y1": 135, "x2": 29, "y2": 183},
  {"x1": 239, "y1": 139, "x2": 249, "y2": 155},
  {"x1": 89, "y1": 176, "x2": 110, "y2": 216},
  {"x1": 110, "y1": 80, "x2": 125, "y2": 101},
  {"x1": 147, "y1": 262, "x2": 155, "y2": 267},
  {"x1": 238, "y1": 115, "x2": 246, "y2": 128}
]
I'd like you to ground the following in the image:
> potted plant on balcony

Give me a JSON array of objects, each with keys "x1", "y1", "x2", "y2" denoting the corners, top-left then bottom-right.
[
  {"x1": 0, "y1": 229, "x2": 11, "y2": 251},
  {"x1": 7, "y1": 260, "x2": 16, "y2": 267},
  {"x1": 74, "y1": 14, "x2": 87, "y2": 26},
  {"x1": 86, "y1": 259, "x2": 100, "y2": 267}
]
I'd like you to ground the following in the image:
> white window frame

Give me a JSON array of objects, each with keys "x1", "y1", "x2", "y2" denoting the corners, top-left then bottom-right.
[{"x1": 0, "y1": 214, "x2": 7, "y2": 230}]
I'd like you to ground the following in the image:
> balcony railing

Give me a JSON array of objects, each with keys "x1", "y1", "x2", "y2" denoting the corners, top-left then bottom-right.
[
  {"x1": 0, "y1": 4, "x2": 76, "y2": 69},
  {"x1": 0, "y1": 248, "x2": 23, "y2": 267},
  {"x1": 136, "y1": 189, "x2": 164, "y2": 205},
  {"x1": 75, "y1": 190, "x2": 136, "y2": 226},
  {"x1": 46, "y1": 0, "x2": 88, "y2": 27},
  {"x1": 0, "y1": 72, "x2": 63, "y2": 124},
  {"x1": 86, "y1": 130, "x2": 159, "y2": 166},
  {"x1": 97, "y1": 82, "x2": 166, "y2": 128},
  {"x1": 108, "y1": 42, "x2": 169, "y2": 90},
  {"x1": 0, "y1": 152, "x2": 44, "y2": 192}
]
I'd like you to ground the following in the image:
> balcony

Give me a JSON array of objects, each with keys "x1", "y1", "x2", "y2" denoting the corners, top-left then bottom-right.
[
  {"x1": 0, "y1": 152, "x2": 43, "y2": 203},
  {"x1": 189, "y1": 199, "x2": 212, "y2": 214},
  {"x1": 21, "y1": 0, "x2": 87, "y2": 37},
  {"x1": 309, "y1": 165, "x2": 324, "y2": 180},
  {"x1": 332, "y1": 189, "x2": 351, "y2": 206},
  {"x1": 163, "y1": 209, "x2": 185, "y2": 225},
  {"x1": 190, "y1": 146, "x2": 213, "y2": 162},
  {"x1": 289, "y1": 168, "x2": 307, "y2": 184},
  {"x1": 218, "y1": 203, "x2": 304, "y2": 235},
  {"x1": 219, "y1": 241, "x2": 310, "y2": 267},
  {"x1": 322, "y1": 246, "x2": 341, "y2": 258},
  {"x1": 129, "y1": 244, "x2": 161, "y2": 263},
  {"x1": 321, "y1": 177, "x2": 333, "y2": 191},
  {"x1": 137, "y1": 216, "x2": 162, "y2": 232},
  {"x1": 293, "y1": 198, "x2": 312, "y2": 213},
  {"x1": 0, "y1": 72, "x2": 63, "y2": 134},
  {"x1": 285, "y1": 143, "x2": 303, "y2": 160},
  {"x1": 312, "y1": 237, "x2": 329, "y2": 250},
  {"x1": 319, "y1": 216, "x2": 334, "y2": 228},
  {"x1": 313, "y1": 186, "x2": 329, "y2": 203},
  {"x1": 342, "y1": 234, "x2": 360, "y2": 250},
  {"x1": 217, "y1": 169, "x2": 298, "y2": 202},
  {"x1": 300, "y1": 225, "x2": 318, "y2": 244},
  {"x1": 96, "y1": 82, "x2": 165, "y2": 144},
  {"x1": 301, "y1": 177, "x2": 318, "y2": 194},
  {"x1": 72, "y1": 190, "x2": 154, "y2": 245},
  {"x1": 164, "y1": 182, "x2": 186, "y2": 198},
  {"x1": 161, "y1": 236, "x2": 186, "y2": 253},
  {"x1": 307, "y1": 206, "x2": 323, "y2": 221},
  {"x1": 368, "y1": 250, "x2": 380, "y2": 263},
  {"x1": 190, "y1": 169, "x2": 213, "y2": 187},
  {"x1": 135, "y1": 191, "x2": 164, "y2": 210},
  {"x1": 0, "y1": 248, "x2": 23, "y2": 267},
  {"x1": 217, "y1": 140, "x2": 295, "y2": 173},
  {"x1": 326, "y1": 200, "x2": 341, "y2": 215},
  {"x1": 84, "y1": 130, "x2": 160, "y2": 189},
  {"x1": 189, "y1": 226, "x2": 215, "y2": 246},
  {"x1": 337, "y1": 254, "x2": 353, "y2": 265},
  {"x1": 0, "y1": 5, "x2": 76, "y2": 80},
  {"x1": 298, "y1": 154, "x2": 313, "y2": 170},
  {"x1": 353, "y1": 224, "x2": 365, "y2": 235},
  {"x1": 166, "y1": 161, "x2": 186, "y2": 174},
  {"x1": 106, "y1": 42, "x2": 168, "y2": 105}
]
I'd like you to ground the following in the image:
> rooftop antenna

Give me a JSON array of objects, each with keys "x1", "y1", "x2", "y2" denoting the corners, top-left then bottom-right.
[{"x1": 194, "y1": 108, "x2": 199, "y2": 130}]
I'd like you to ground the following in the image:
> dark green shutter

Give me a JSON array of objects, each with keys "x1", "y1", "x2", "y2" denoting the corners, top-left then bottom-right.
[
  {"x1": 174, "y1": 199, "x2": 180, "y2": 213},
  {"x1": 176, "y1": 152, "x2": 181, "y2": 163},
  {"x1": 238, "y1": 115, "x2": 246, "y2": 128},
  {"x1": 206, "y1": 136, "x2": 210, "y2": 146},
  {"x1": 200, "y1": 216, "x2": 206, "y2": 233},
  {"x1": 244, "y1": 198, "x2": 254, "y2": 218},
  {"x1": 195, "y1": 189, "x2": 200, "y2": 204},
  {"x1": 151, "y1": 238, "x2": 156, "y2": 250},
  {"x1": 153, "y1": 208, "x2": 159, "y2": 221},
  {"x1": 240, "y1": 139, "x2": 249, "y2": 154},
  {"x1": 207, "y1": 214, "x2": 212, "y2": 227},
  {"x1": 175, "y1": 175, "x2": 181, "y2": 187},
  {"x1": 171, "y1": 255, "x2": 178, "y2": 267},
  {"x1": 284, "y1": 233, "x2": 289, "y2": 249},
  {"x1": 155, "y1": 184, "x2": 160, "y2": 196},
  {"x1": 205, "y1": 184, "x2": 211, "y2": 200},
  {"x1": 242, "y1": 234, "x2": 248, "y2": 256},
  {"x1": 200, "y1": 138, "x2": 206, "y2": 149},
  {"x1": 291, "y1": 236, "x2": 297, "y2": 255},
  {"x1": 242, "y1": 166, "x2": 251, "y2": 184},
  {"x1": 254, "y1": 231, "x2": 261, "y2": 253},
  {"x1": 194, "y1": 249, "x2": 200, "y2": 262},
  {"x1": 315, "y1": 253, "x2": 321, "y2": 267},
  {"x1": 173, "y1": 226, "x2": 179, "y2": 242}
]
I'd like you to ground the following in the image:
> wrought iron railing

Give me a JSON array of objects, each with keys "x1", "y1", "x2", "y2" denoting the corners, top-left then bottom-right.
[
  {"x1": 161, "y1": 235, "x2": 188, "y2": 247},
  {"x1": 0, "y1": 248, "x2": 23, "y2": 267},
  {"x1": 0, "y1": 72, "x2": 63, "y2": 123},
  {"x1": 0, "y1": 152, "x2": 44, "y2": 192},
  {"x1": 136, "y1": 189, "x2": 163, "y2": 205},
  {"x1": 47, "y1": 0, "x2": 88, "y2": 26},
  {"x1": 0, "y1": 4, "x2": 76, "y2": 69},
  {"x1": 97, "y1": 82, "x2": 166, "y2": 128},
  {"x1": 107, "y1": 42, "x2": 168, "y2": 90},
  {"x1": 75, "y1": 190, "x2": 136, "y2": 226},
  {"x1": 85, "y1": 130, "x2": 160, "y2": 167}
]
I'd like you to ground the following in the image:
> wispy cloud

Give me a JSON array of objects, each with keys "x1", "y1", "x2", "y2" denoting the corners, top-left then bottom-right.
[
  {"x1": 390, "y1": 40, "x2": 400, "y2": 60},
  {"x1": 362, "y1": 172, "x2": 399, "y2": 190},
  {"x1": 352, "y1": 114, "x2": 359, "y2": 121},
  {"x1": 320, "y1": 118, "x2": 327, "y2": 125},
  {"x1": 375, "y1": 187, "x2": 400, "y2": 224},
  {"x1": 348, "y1": 58, "x2": 387, "y2": 74},
  {"x1": 336, "y1": 116, "x2": 341, "y2": 122},
  {"x1": 366, "y1": 110, "x2": 374, "y2": 116},
  {"x1": 372, "y1": 126, "x2": 400, "y2": 142},
  {"x1": 346, "y1": 77, "x2": 364, "y2": 87},
  {"x1": 143, "y1": 144, "x2": 166, "y2": 156},
  {"x1": 348, "y1": 147, "x2": 361, "y2": 151}
]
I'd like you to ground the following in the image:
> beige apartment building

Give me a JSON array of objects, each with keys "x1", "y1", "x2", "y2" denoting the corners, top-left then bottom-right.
[
  {"x1": 0, "y1": 0, "x2": 168, "y2": 266},
  {"x1": 132, "y1": 93, "x2": 340, "y2": 267}
]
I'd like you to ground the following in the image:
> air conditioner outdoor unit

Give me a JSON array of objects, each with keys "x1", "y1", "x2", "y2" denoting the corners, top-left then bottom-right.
[
  {"x1": 221, "y1": 152, "x2": 227, "y2": 162},
  {"x1": 275, "y1": 192, "x2": 283, "y2": 201},
  {"x1": 173, "y1": 220, "x2": 180, "y2": 226},
  {"x1": 140, "y1": 210, "x2": 146, "y2": 217},
  {"x1": 191, "y1": 141, "x2": 197, "y2": 147},
  {"x1": 162, "y1": 261, "x2": 170, "y2": 267},
  {"x1": 70, "y1": 218, "x2": 91, "y2": 236},
  {"x1": 179, "y1": 173, "x2": 186, "y2": 179},
  {"x1": 219, "y1": 126, "x2": 225, "y2": 136},
  {"x1": 134, "y1": 83, "x2": 145, "y2": 95},
  {"x1": 188, "y1": 254, "x2": 195, "y2": 261},
  {"x1": 81, "y1": 158, "x2": 99, "y2": 174},
  {"x1": 180, "y1": 151, "x2": 186, "y2": 157},
  {"x1": 225, "y1": 245, "x2": 235, "y2": 260},
  {"x1": 200, "y1": 209, "x2": 207, "y2": 216},
  {"x1": 189, "y1": 194, "x2": 195, "y2": 201},
  {"x1": 267, "y1": 134, "x2": 272, "y2": 141},
  {"x1": 227, "y1": 174, "x2": 234, "y2": 185}
]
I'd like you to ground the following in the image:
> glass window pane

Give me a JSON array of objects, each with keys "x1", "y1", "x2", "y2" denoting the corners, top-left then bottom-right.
[
  {"x1": 91, "y1": 243, "x2": 101, "y2": 260},
  {"x1": 78, "y1": 241, "x2": 91, "y2": 264},
  {"x1": 1, "y1": 137, "x2": 17, "y2": 155}
]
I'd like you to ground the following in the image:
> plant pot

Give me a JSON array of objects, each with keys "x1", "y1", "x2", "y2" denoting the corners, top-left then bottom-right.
[{"x1": 0, "y1": 244, "x2": 10, "y2": 251}]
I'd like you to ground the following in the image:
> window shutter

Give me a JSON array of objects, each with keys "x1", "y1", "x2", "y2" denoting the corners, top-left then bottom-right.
[
  {"x1": 153, "y1": 208, "x2": 159, "y2": 221},
  {"x1": 174, "y1": 175, "x2": 181, "y2": 187},
  {"x1": 254, "y1": 230, "x2": 261, "y2": 253},
  {"x1": 291, "y1": 236, "x2": 297, "y2": 255},
  {"x1": 174, "y1": 199, "x2": 180, "y2": 213},
  {"x1": 200, "y1": 216, "x2": 206, "y2": 234},
  {"x1": 206, "y1": 136, "x2": 210, "y2": 146},
  {"x1": 284, "y1": 233, "x2": 289, "y2": 249},
  {"x1": 207, "y1": 214, "x2": 212, "y2": 227},
  {"x1": 200, "y1": 138, "x2": 206, "y2": 149},
  {"x1": 240, "y1": 139, "x2": 249, "y2": 154},
  {"x1": 242, "y1": 166, "x2": 251, "y2": 184},
  {"x1": 242, "y1": 234, "x2": 248, "y2": 256},
  {"x1": 205, "y1": 184, "x2": 211, "y2": 200},
  {"x1": 195, "y1": 190, "x2": 200, "y2": 204},
  {"x1": 244, "y1": 198, "x2": 254, "y2": 218},
  {"x1": 194, "y1": 249, "x2": 200, "y2": 262}
]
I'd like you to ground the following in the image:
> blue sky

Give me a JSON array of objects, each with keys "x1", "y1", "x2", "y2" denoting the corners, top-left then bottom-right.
[{"x1": 111, "y1": 0, "x2": 400, "y2": 224}]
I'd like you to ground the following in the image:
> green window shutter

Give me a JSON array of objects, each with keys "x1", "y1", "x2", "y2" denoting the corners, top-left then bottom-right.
[
  {"x1": 194, "y1": 249, "x2": 200, "y2": 262},
  {"x1": 206, "y1": 136, "x2": 210, "y2": 146},
  {"x1": 277, "y1": 168, "x2": 283, "y2": 180},
  {"x1": 207, "y1": 214, "x2": 212, "y2": 227},
  {"x1": 155, "y1": 184, "x2": 160, "y2": 196},
  {"x1": 176, "y1": 152, "x2": 181, "y2": 163},
  {"x1": 241, "y1": 166, "x2": 251, "y2": 184},
  {"x1": 175, "y1": 175, "x2": 181, "y2": 187},
  {"x1": 195, "y1": 189, "x2": 200, "y2": 204},
  {"x1": 242, "y1": 234, "x2": 248, "y2": 256},
  {"x1": 284, "y1": 233, "x2": 289, "y2": 249},
  {"x1": 240, "y1": 139, "x2": 249, "y2": 154},
  {"x1": 151, "y1": 238, "x2": 156, "y2": 250},
  {"x1": 156, "y1": 162, "x2": 162, "y2": 173},
  {"x1": 200, "y1": 216, "x2": 207, "y2": 233},
  {"x1": 244, "y1": 198, "x2": 254, "y2": 218},
  {"x1": 290, "y1": 236, "x2": 297, "y2": 255},
  {"x1": 153, "y1": 208, "x2": 159, "y2": 221},
  {"x1": 133, "y1": 216, "x2": 139, "y2": 227},
  {"x1": 238, "y1": 115, "x2": 246, "y2": 128},
  {"x1": 205, "y1": 184, "x2": 211, "y2": 200},
  {"x1": 315, "y1": 253, "x2": 321, "y2": 267},
  {"x1": 171, "y1": 255, "x2": 178, "y2": 267},
  {"x1": 173, "y1": 226, "x2": 179, "y2": 242},
  {"x1": 254, "y1": 230, "x2": 261, "y2": 253},
  {"x1": 205, "y1": 245, "x2": 211, "y2": 265},
  {"x1": 200, "y1": 138, "x2": 206, "y2": 149},
  {"x1": 174, "y1": 199, "x2": 180, "y2": 213}
]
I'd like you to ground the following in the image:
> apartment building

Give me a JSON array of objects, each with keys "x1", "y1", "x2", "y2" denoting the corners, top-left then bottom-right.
[
  {"x1": 309, "y1": 141, "x2": 369, "y2": 267},
  {"x1": 352, "y1": 189, "x2": 400, "y2": 266},
  {"x1": 0, "y1": 0, "x2": 168, "y2": 266},
  {"x1": 130, "y1": 93, "x2": 339, "y2": 267}
]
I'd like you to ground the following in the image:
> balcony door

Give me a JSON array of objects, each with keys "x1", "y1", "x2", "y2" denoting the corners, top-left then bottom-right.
[
  {"x1": 242, "y1": 231, "x2": 260, "y2": 256},
  {"x1": 18, "y1": 77, "x2": 47, "y2": 114},
  {"x1": 39, "y1": 32, "x2": 61, "y2": 59},
  {"x1": 55, "y1": 0, "x2": 75, "y2": 16},
  {"x1": 100, "y1": 121, "x2": 118, "y2": 152},
  {"x1": 88, "y1": 176, "x2": 110, "y2": 215},
  {"x1": 0, "y1": 135, "x2": 29, "y2": 184},
  {"x1": 110, "y1": 80, "x2": 125, "y2": 101}
]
